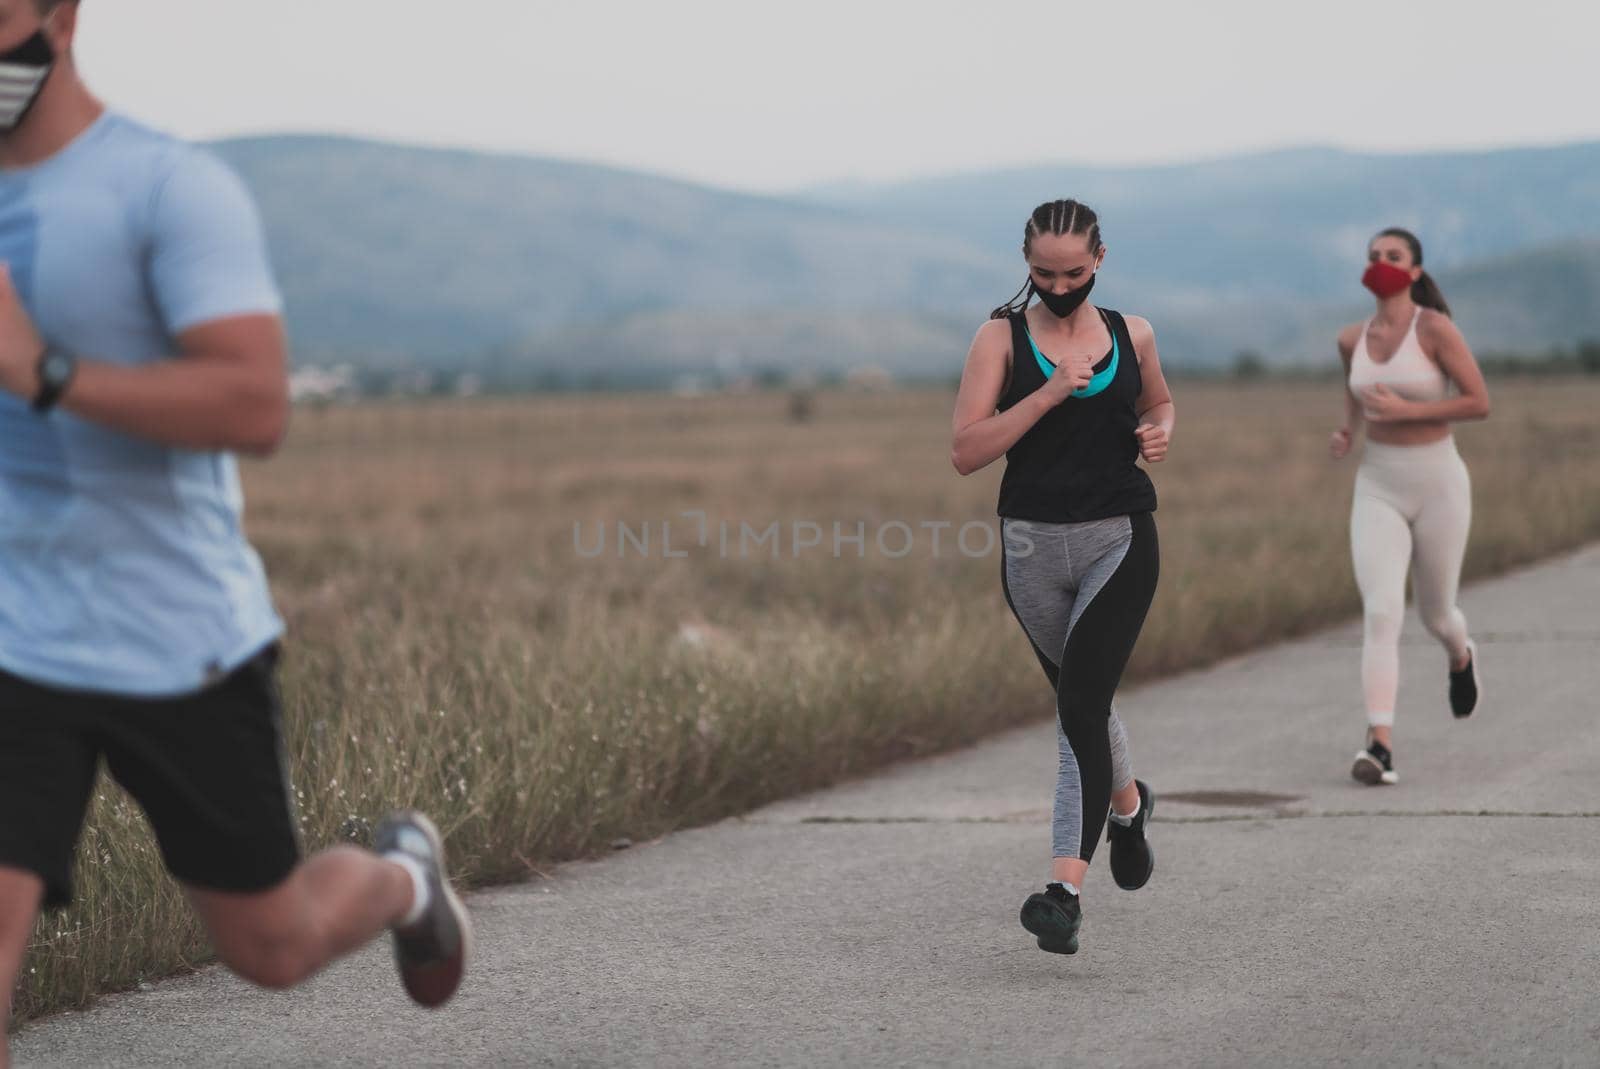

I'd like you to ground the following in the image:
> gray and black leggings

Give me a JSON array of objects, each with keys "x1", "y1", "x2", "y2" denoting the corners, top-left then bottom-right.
[{"x1": 1001, "y1": 512, "x2": 1159, "y2": 862}]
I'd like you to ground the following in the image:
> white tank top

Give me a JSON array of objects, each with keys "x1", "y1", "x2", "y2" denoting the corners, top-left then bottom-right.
[{"x1": 1348, "y1": 309, "x2": 1450, "y2": 413}]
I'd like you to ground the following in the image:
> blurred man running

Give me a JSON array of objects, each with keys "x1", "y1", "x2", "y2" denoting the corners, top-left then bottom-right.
[{"x1": 0, "y1": 4, "x2": 469, "y2": 1057}]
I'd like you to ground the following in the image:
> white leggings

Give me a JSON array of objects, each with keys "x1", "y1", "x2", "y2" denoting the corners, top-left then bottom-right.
[{"x1": 1350, "y1": 437, "x2": 1473, "y2": 727}]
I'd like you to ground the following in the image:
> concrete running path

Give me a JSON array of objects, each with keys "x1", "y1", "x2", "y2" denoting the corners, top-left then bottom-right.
[{"x1": 14, "y1": 546, "x2": 1600, "y2": 1067}]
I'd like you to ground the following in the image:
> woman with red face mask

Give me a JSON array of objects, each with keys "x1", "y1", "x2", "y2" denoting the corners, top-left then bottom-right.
[{"x1": 1332, "y1": 228, "x2": 1491, "y2": 785}]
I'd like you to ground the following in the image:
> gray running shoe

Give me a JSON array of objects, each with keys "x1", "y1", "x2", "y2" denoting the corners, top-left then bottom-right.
[{"x1": 374, "y1": 811, "x2": 472, "y2": 1008}]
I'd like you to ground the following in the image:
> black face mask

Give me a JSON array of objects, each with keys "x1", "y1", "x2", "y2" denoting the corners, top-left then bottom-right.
[
  {"x1": 0, "y1": 29, "x2": 56, "y2": 134},
  {"x1": 1033, "y1": 272, "x2": 1096, "y2": 318}
]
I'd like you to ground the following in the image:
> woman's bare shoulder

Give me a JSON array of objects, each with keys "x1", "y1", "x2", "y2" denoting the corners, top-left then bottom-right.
[{"x1": 1336, "y1": 320, "x2": 1365, "y2": 357}]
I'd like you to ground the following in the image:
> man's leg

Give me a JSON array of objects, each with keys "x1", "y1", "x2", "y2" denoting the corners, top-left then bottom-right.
[
  {"x1": 103, "y1": 651, "x2": 469, "y2": 1007},
  {"x1": 1, "y1": 869, "x2": 46, "y2": 1069},
  {"x1": 184, "y1": 846, "x2": 411, "y2": 990},
  {"x1": 0, "y1": 670, "x2": 102, "y2": 1067}
]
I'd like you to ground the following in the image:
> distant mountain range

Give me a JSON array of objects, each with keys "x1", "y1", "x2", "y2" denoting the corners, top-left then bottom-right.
[
  {"x1": 211, "y1": 137, "x2": 1600, "y2": 378},
  {"x1": 212, "y1": 136, "x2": 999, "y2": 375}
]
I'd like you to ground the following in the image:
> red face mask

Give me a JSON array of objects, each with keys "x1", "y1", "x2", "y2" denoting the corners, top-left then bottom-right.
[{"x1": 1362, "y1": 261, "x2": 1414, "y2": 299}]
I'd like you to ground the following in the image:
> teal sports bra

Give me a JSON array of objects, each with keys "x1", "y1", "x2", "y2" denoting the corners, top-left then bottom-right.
[{"x1": 1024, "y1": 310, "x2": 1119, "y2": 399}]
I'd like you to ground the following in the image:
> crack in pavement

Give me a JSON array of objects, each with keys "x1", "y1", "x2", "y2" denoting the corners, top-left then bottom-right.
[
  {"x1": 762, "y1": 809, "x2": 1600, "y2": 826},
  {"x1": 1317, "y1": 628, "x2": 1600, "y2": 647},
  {"x1": 1153, "y1": 808, "x2": 1600, "y2": 823}
]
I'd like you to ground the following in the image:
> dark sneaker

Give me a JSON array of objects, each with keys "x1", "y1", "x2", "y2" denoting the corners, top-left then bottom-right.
[
  {"x1": 1449, "y1": 640, "x2": 1481, "y2": 719},
  {"x1": 1106, "y1": 779, "x2": 1156, "y2": 891},
  {"x1": 1020, "y1": 883, "x2": 1081, "y2": 955},
  {"x1": 1351, "y1": 735, "x2": 1397, "y2": 786},
  {"x1": 374, "y1": 811, "x2": 472, "y2": 1008}
]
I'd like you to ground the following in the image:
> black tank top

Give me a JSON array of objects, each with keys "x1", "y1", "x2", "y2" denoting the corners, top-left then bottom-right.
[{"x1": 995, "y1": 307, "x2": 1158, "y2": 522}]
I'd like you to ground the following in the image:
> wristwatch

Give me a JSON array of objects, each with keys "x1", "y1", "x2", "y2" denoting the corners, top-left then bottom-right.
[{"x1": 31, "y1": 347, "x2": 76, "y2": 413}]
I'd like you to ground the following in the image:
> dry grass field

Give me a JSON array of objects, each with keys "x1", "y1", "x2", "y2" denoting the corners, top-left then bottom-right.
[{"x1": 14, "y1": 378, "x2": 1600, "y2": 1024}]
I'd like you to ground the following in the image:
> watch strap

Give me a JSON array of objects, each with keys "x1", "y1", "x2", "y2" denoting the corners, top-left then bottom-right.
[{"x1": 31, "y1": 347, "x2": 76, "y2": 413}]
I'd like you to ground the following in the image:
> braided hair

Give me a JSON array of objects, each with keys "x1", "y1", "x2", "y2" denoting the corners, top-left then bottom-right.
[{"x1": 990, "y1": 199, "x2": 1104, "y2": 320}]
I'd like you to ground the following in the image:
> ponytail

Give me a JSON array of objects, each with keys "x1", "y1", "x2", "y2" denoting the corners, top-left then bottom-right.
[
  {"x1": 990, "y1": 277, "x2": 1034, "y2": 320},
  {"x1": 1412, "y1": 270, "x2": 1451, "y2": 318}
]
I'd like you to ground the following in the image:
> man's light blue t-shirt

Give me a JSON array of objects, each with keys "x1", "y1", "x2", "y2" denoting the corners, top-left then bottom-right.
[{"x1": 0, "y1": 112, "x2": 284, "y2": 697}]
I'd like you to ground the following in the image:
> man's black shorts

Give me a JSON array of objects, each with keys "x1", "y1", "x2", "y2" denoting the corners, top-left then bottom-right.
[{"x1": 0, "y1": 644, "x2": 301, "y2": 910}]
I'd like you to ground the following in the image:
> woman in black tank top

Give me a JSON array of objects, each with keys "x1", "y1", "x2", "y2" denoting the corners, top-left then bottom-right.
[{"x1": 950, "y1": 199, "x2": 1175, "y2": 957}]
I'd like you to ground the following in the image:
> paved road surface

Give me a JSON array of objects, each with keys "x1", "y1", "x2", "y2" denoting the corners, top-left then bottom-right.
[{"x1": 15, "y1": 546, "x2": 1600, "y2": 1067}]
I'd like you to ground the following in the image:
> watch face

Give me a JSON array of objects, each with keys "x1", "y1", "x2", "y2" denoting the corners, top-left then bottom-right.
[{"x1": 43, "y1": 351, "x2": 73, "y2": 384}]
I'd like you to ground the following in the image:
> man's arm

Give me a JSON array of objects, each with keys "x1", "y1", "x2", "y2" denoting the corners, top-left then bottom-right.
[
  {"x1": 62, "y1": 315, "x2": 288, "y2": 456},
  {"x1": 0, "y1": 146, "x2": 289, "y2": 456},
  {"x1": 0, "y1": 272, "x2": 288, "y2": 456}
]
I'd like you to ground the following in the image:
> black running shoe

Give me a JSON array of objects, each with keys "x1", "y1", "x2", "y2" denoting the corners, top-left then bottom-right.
[
  {"x1": 1351, "y1": 735, "x2": 1397, "y2": 786},
  {"x1": 374, "y1": 811, "x2": 472, "y2": 1008},
  {"x1": 1449, "y1": 640, "x2": 1481, "y2": 719},
  {"x1": 1106, "y1": 779, "x2": 1156, "y2": 891},
  {"x1": 1020, "y1": 883, "x2": 1081, "y2": 955}
]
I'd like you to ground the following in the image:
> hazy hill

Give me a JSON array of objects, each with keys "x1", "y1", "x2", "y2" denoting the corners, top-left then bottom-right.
[
  {"x1": 1439, "y1": 239, "x2": 1600, "y2": 353},
  {"x1": 809, "y1": 144, "x2": 1600, "y2": 303},
  {"x1": 1222, "y1": 239, "x2": 1600, "y2": 369},
  {"x1": 211, "y1": 137, "x2": 1600, "y2": 376},
  {"x1": 212, "y1": 137, "x2": 1013, "y2": 368}
]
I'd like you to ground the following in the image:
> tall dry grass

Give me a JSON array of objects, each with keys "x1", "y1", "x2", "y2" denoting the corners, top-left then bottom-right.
[{"x1": 13, "y1": 379, "x2": 1600, "y2": 1025}]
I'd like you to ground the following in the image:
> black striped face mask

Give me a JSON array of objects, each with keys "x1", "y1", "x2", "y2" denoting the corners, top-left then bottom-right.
[{"x1": 0, "y1": 28, "x2": 55, "y2": 134}]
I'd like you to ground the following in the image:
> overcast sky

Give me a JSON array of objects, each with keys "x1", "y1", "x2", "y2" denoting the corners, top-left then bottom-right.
[{"x1": 76, "y1": 0, "x2": 1597, "y2": 194}]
